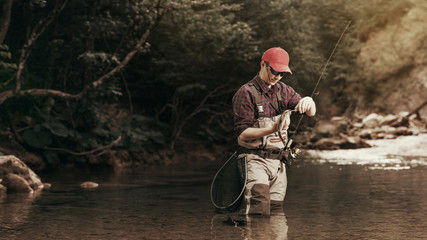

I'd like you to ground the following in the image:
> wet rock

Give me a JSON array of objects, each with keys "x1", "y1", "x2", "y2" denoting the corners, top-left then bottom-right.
[
  {"x1": 311, "y1": 138, "x2": 342, "y2": 150},
  {"x1": 309, "y1": 117, "x2": 371, "y2": 150},
  {"x1": 362, "y1": 113, "x2": 381, "y2": 128},
  {"x1": 80, "y1": 181, "x2": 99, "y2": 189},
  {"x1": 331, "y1": 116, "x2": 348, "y2": 132},
  {"x1": 358, "y1": 115, "x2": 414, "y2": 140},
  {"x1": 353, "y1": 122, "x2": 364, "y2": 129},
  {"x1": 0, "y1": 182, "x2": 6, "y2": 192},
  {"x1": 2, "y1": 173, "x2": 34, "y2": 193},
  {"x1": 311, "y1": 134, "x2": 370, "y2": 150},
  {"x1": 379, "y1": 114, "x2": 398, "y2": 126},
  {"x1": 0, "y1": 139, "x2": 46, "y2": 171},
  {"x1": 0, "y1": 155, "x2": 44, "y2": 193},
  {"x1": 339, "y1": 134, "x2": 371, "y2": 149},
  {"x1": 305, "y1": 110, "x2": 425, "y2": 150},
  {"x1": 359, "y1": 129, "x2": 374, "y2": 139},
  {"x1": 394, "y1": 126, "x2": 412, "y2": 136}
]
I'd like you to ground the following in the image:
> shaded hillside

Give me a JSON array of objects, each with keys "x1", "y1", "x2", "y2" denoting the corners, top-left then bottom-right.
[{"x1": 343, "y1": 0, "x2": 427, "y2": 117}]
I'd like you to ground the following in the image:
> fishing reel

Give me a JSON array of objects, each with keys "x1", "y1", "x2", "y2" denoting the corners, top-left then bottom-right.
[
  {"x1": 281, "y1": 147, "x2": 301, "y2": 168},
  {"x1": 290, "y1": 148, "x2": 301, "y2": 159},
  {"x1": 281, "y1": 139, "x2": 301, "y2": 168}
]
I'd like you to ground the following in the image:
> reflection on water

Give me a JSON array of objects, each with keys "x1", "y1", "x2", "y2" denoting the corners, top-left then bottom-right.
[
  {"x1": 0, "y1": 159, "x2": 426, "y2": 240},
  {"x1": 285, "y1": 161, "x2": 427, "y2": 239},
  {"x1": 0, "y1": 192, "x2": 41, "y2": 236},
  {"x1": 210, "y1": 215, "x2": 288, "y2": 239}
]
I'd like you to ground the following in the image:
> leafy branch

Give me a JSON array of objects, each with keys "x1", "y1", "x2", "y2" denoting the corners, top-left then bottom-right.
[
  {"x1": 161, "y1": 80, "x2": 236, "y2": 150},
  {"x1": 0, "y1": 0, "x2": 169, "y2": 105}
]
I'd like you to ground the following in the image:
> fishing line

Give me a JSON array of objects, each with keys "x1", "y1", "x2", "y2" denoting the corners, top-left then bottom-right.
[{"x1": 289, "y1": 20, "x2": 352, "y2": 142}]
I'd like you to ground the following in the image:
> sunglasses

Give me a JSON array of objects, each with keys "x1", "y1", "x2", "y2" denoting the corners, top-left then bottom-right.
[{"x1": 267, "y1": 63, "x2": 289, "y2": 77}]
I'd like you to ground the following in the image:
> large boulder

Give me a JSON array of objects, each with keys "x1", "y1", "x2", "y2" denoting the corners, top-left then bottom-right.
[{"x1": 0, "y1": 155, "x2": 44, "y2": 193}]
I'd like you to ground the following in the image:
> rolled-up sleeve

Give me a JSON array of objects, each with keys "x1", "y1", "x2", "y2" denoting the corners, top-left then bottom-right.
[{"x1": 232, "y1": 85, "x2": 255, "y2": 136}]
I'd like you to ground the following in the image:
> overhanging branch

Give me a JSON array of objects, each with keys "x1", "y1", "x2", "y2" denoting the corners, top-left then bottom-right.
[
  {"x1": 44, "y1": 136, "x2": 122, "y2": 156},
  {"x1": 0, "y1": 1, "x2": 169, "y2": 106},
  {"x1": 77, "y1": 5, "x2": 168, "y2": 98}
]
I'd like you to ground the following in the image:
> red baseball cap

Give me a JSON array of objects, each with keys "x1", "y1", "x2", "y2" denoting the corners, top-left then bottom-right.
[{"x1": 261, "y1": 47, "x2": 292, "y2": 74}]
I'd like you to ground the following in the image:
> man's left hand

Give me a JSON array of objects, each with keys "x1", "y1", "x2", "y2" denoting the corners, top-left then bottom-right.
[{"x1": 295, "y1": 97, "x2": 316, "y2": 116}]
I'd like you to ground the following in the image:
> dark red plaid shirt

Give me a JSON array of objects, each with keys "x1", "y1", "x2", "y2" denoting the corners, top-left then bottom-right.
[{"x1": 232, "y1": 75, "x2": 302, "y2": 136}]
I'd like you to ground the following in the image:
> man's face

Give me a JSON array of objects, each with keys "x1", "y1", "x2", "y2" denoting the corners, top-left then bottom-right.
[{"x1": 263, "y1": 62, "x2": 285, "y2": 86}]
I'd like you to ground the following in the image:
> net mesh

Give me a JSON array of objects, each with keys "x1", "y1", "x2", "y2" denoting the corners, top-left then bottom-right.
[{"x1": 210, "y1": 153, "x2": 246, "y2": 211}]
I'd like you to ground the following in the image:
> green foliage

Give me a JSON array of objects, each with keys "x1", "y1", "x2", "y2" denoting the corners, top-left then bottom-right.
[
  {"x1": 141, "y1": 0, "x2": 257, "y2": 146},
  {"x1": 22, "y1": 125, "x2": 52, "y2": 148},
  {"x1": 0, "y1": 44, "x2": 17, "y2": 77},
  {"x1": 41, "y1": 118, "x2": 73, "y2": 138},
  {"x1": 177, "y1": 83, "x2": 206, "y2": 94},
  {"x1": 77, "y1": 52, "x2": 120, "y2": 66},
  {"x1": 30, "y1": 0, "x2": 47, "y2": 8},
  {"x1": 12, "y1": 95, "x2": 166, "y2": 165},
  {"x1": 151, "y1": 0, "x2": 257, "y2": 84},
  {"x1": 125, "y1": 127, "x2": 166, "y2": 153},
  {"x1": 0, "y1": 0, "x2": 422, "y2": 167}
]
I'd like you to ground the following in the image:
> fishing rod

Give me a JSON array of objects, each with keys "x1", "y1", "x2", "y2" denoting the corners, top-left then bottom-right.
[
  {"x1": 288, "y1": 20, "x2": 352, "y2": 142},
  {"x1": 211, "y1": 20, "x2": 353, "y2": 212},
  {"x1": 277, "y1": 20, "x2": 352, "y2": 166}
]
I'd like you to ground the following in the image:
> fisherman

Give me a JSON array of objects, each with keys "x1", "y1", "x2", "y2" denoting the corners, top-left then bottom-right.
[{"x1": 232, "y1": 47, "x2": 316, "y2": 216}]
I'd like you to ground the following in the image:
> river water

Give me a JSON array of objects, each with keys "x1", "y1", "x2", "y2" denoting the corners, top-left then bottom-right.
[{"x1": 0, "y1": 153, "x2": 426, "y2": 239}]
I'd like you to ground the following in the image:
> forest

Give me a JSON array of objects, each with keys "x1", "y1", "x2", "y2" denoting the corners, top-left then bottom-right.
[{"x1": 0, "y1": 0, "x2": 426, "y2": 170}]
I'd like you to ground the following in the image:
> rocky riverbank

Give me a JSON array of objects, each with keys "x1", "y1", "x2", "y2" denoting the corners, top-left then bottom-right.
[
  {"x1": 293, "y1": 111, "x2": 427, "y2": 170},
  {"x1": 304, "y1": 133, "x2": 427, "y2": 166},
  {"x1": 1, "y1": 110, "x2": 426, "y2": 193},
  {"x1": 297, "y1": 111, "x2": 426, "y2": 150}
]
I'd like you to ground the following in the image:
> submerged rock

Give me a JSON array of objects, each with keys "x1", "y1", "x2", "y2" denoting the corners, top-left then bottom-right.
[{"x1": 80, "y1": 181, "x2": 99, "y2": 189}]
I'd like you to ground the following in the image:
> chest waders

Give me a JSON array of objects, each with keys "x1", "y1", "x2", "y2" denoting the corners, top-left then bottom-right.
[
  {"x1": 235, "y1": 79, "x2": 293, "y2": 215},
  {"x1": 238, "y1": 79, "x2": 298, "y2": 168},
  {"x1": 210, "y1": 79, "x2": 298, "y2": 214}
]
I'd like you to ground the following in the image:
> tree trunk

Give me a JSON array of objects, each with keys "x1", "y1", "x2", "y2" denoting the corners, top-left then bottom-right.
[{"x1": 0, "y1": 0, "x2": 13, "y2": 43}]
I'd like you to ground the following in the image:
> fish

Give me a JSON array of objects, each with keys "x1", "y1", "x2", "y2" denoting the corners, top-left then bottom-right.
[{"x1": 277, "y1": 109, "x2": 294, "y2": 131}]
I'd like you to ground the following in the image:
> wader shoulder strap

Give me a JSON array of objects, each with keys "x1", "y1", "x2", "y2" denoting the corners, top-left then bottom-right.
[
  {"x1": 248, "y1": 79, "x2": 283, "y2": 115},
  {"x1": 248, "y1": 82, "x2": 265, "y2": 118}
]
